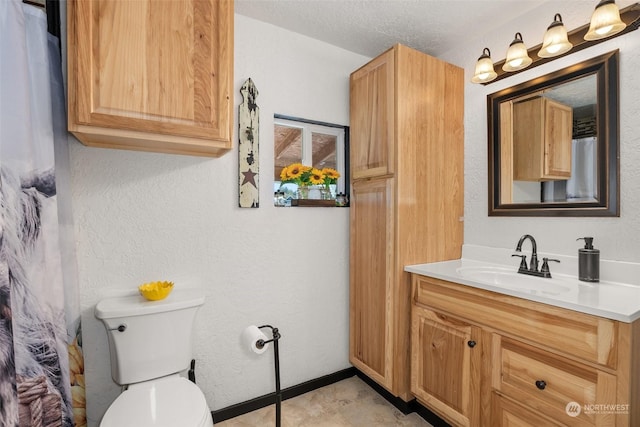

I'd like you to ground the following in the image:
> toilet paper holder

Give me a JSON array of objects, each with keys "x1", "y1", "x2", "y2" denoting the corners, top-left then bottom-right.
[
  {"x1": 256, "y1": 324, "x2": 282, "y2": 427},
  {"x1": 255, "y1": 324, "x2": 281, "y2": 349}
]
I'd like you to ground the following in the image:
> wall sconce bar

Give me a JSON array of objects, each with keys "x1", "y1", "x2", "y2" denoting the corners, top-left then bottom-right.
[{"x1": 483, "y1": 2, "x2": 639, "y2": 85}]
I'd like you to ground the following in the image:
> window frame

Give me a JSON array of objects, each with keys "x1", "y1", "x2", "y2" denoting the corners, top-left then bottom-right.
[{"x1": 274, "y1": 114, "x2": 350, "y2": 202}]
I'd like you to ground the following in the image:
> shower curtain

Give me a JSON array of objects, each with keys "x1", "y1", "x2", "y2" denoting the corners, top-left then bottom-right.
[
  {"x1": 566, "y1": 137, "x2": 598, "y2": 200},
  {"x1": 1, "y1": 1, "x2": 84, "y2": 426},
  {"x1": 542, "y1": 137, "x2": 598, "y2": 202}
]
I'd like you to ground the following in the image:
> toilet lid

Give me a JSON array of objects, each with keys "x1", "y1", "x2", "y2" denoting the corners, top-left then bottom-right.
[{"x1": 100, "y1": 376, "x2": 212, "y2": 427}]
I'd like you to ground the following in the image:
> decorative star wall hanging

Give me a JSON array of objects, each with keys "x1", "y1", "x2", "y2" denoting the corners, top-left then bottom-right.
[{"x1": 238, "y1": 78, "x2": 259, "y2": 208}]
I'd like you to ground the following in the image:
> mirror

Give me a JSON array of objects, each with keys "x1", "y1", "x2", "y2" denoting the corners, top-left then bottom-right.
[{"x1": 488, "y1": 50, "x2": 619, "y2": 216}]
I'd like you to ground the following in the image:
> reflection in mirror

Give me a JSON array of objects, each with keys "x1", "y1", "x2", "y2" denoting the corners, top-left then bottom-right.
[
  {"x1": 510, "y1": 74, "x2": 597, "y2": 204},
  {"x1": 488, "y1": 50, "x2": 619, "y2": 216},
  {"x1": 273, "y1": 115, "x2": 348, "y2": 204}
]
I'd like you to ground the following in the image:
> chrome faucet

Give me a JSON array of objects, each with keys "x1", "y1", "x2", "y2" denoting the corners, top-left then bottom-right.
[{"x1": 512, "y1": 234, "x2": 560, "y2": 278}]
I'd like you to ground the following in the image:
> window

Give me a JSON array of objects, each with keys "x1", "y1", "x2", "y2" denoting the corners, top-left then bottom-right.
[{"x1": 273, "y1": 115, "x2": 349, "y2": 205}]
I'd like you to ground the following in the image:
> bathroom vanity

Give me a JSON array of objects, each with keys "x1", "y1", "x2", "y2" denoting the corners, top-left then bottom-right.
[{"x1": 406, "y1": 260, "x2": 640, "y2": 427}]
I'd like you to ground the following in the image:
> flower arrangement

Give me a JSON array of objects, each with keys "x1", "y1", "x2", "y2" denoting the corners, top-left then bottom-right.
[{"x1": 279, "y1": 163, "x2": 340, "y2": 188}]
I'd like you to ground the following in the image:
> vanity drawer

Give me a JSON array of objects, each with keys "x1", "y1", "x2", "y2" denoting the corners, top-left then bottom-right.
[
  {"x1": 412, "y1": 276, "x2": 618, "y2": 368},
  {"x1": 491, "y1": 392, "x2": 565, "y2": 426},
  {"x1": 493, "y1": 336, "x2": 617, "y2": 427}
]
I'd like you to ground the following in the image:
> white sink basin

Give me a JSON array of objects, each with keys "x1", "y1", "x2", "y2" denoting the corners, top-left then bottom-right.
[{"x1": 455, "y1": 266, "x2": 572, "y2": 296}]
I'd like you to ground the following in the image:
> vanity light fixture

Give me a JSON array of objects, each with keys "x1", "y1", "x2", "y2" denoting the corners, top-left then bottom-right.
[
  {"x1": 502, "y1": 33, "x2": 533, "y2": 72},
  {"x1": 538, "y1": 14, "x2": 573, "y2": 58},
  {"x1": 585, "y1": 0, "x2": 627, "y2": 40},
  {"x1": 471, "y1": 48, "x2": 498, "y2": 83},
  {"x1": 473, "y1": 2, "x2": 639, "y2": 85}
]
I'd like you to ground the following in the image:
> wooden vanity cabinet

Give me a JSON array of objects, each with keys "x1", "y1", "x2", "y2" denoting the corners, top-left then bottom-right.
[
  {"x1": 512, "y1": 97, "x2": 573, "y2": 181},
  {"x1": 67, "y1": 0, "x2": 234, "y2": 157},
  {"x1": 410, "y1": 274, "x2": 639, "y2": 426},
  {"x1": 349, "y1": 44, "x2": 463, "y2": 401}
]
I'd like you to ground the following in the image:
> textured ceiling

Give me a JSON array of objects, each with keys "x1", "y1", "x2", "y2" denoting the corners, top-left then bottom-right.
[{"x1": 235, "y1": 0, "x2": 549, "y2": 58}]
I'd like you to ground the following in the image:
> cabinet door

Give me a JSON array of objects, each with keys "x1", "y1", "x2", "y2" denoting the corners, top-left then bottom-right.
[
  {"x1": 350, "y1": 49, "x2": 395, "y2": 179},
  {"x1": 544, "y1": 99, "x2": 573, "y2": 178},
  {"x1": 67, "y1": 0, "x2": 233, "y2": 156},
  {"x1": 512, "y1": 97, "x2": 544, "y2": 181},
  {"x1": 349, "y1": 178, "x2": 394, "y2": 390},
  {"x1": 411, "y1": 305, "x2": 481, "y2": 427}
]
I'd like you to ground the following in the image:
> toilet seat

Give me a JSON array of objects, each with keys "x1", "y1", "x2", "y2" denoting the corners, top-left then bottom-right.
[{"x1": 100, "y1": 375, "x2": 212, "y2": 427}]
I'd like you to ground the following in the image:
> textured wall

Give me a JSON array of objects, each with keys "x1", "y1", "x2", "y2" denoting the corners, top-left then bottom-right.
[
  {"x1": 69, "y1": 3, "x2": 640, "y2": 425},
  {"x1": 70, "y1": 15, "x2": 369, "y2": 425},
  {"x1": 440, "y1": 0, "x2": 640, "y2": 262}
]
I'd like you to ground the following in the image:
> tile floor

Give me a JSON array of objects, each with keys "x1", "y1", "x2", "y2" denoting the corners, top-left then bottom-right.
[{"x1": 215, "y1": 376, "x2": 433, "y2": 426}]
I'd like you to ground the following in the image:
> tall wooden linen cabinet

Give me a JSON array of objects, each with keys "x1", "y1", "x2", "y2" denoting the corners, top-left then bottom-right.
[{"x1": 349, "y1": 44, "x2": 464, "y2": 401}]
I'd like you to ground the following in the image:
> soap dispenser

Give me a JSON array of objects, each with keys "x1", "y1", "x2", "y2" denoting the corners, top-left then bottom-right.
[{"x1": 576, "y1": 237, "x2": 599, "y2": 282}]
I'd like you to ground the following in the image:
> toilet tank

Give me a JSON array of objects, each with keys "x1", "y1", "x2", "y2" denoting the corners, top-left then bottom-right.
[{"x1": 95, "y1": 287, "x2": 204, "y2": 385}]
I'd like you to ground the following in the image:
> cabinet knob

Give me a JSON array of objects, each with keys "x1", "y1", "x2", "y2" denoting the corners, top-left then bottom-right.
[
  {"x1": 467, "y1": 340, "x2": 476, "y2": 348},
  {"x1": 535, "y1": 380, "x2": 547, "y2": 390}
]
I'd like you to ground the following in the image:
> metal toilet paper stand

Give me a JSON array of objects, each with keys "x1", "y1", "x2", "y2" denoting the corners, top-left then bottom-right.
[{"x1": 256, "y1": 324, "x2": 282, "y2": 427}]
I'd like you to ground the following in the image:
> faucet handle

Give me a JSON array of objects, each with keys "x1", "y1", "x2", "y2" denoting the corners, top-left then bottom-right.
[
  {"x1": 512, "y1": 254, "x2": 528, "y2": 271},
  {"x1": 541, "y1": 257, "x2": 560, "y2": 274}
]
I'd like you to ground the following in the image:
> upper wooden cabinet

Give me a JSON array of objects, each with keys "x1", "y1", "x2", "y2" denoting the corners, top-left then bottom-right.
[
  {"x1": 349, "y1": 49, "x2": 395, "y2": 179},
  {"x1": 349, "y1": 44, "x2": 464, "y2": 401},
  {"x1": 67, "y1": 0, "x2": 234, "y2": 157},
  {"x1": 512, "y1": 97, "x2": 573, "y2": 181}
]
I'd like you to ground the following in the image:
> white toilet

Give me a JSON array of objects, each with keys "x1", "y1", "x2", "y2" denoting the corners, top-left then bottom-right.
[{"x1": 95, "y1": 287, "x2": 213, "y2": 427}]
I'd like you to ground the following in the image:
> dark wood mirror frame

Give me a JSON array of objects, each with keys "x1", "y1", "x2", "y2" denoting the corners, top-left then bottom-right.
[{"x1": 488, "y1": 50, "x2": 619, "y2": 217}]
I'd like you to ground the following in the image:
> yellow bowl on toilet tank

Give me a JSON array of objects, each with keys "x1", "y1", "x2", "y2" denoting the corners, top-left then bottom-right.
[{"x1": 138, "y1": 281, "x2": 174, "y2": 301}]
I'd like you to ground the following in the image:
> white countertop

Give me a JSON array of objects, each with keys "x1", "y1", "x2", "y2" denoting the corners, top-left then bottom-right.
[{"x1": 405, "y1": 258, "x2": 640, "y2": 323}]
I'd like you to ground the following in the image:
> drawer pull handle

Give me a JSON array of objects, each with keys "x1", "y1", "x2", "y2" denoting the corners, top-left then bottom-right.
[
  {"x1": 535, "y1": 380, "x2": 547, "y2": 390},
  {"x1": 467, "y1": 340, "x2": 476, "y2": 348}
]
